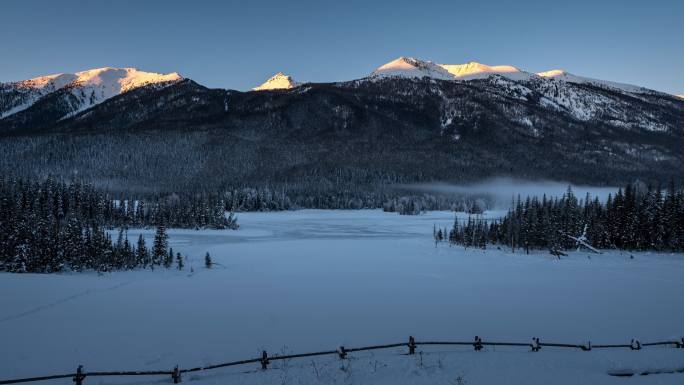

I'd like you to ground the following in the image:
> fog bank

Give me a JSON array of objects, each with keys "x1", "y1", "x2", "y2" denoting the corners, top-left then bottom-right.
[{"x1": 398, "y1": 178, "x2": 620, "y2": 208}]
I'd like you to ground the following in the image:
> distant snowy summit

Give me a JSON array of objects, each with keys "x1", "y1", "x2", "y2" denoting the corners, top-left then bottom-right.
[
  {"x1": 1, "y1": 67, "x2": 182, "y2": 119},
  {"x1": 370, "y1": 57, "x2": 455, "y2": 80},
  {"x1": 369, "y1": 56, "x2": 530, "y2": 81},
  {"x1": 441, "y1": 62, "x2": 525, "y2": 80},
  {"x1": 9, "y1": 67, "x2": 182, "y2": 95},
  {"x1": 367, "y1": 57, "x2": 674, "y2": 95},
  {"x1": 253, "y1": 72, "x2": 300, "y2": 91}
]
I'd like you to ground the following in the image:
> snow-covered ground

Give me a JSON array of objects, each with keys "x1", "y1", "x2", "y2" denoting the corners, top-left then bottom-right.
[{"x1": 2, "y1": 210, "x2": 684, "y2": 385}]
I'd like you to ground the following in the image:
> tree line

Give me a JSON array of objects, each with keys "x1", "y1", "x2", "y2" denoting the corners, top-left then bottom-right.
[
  {"x1": 437, "y1": 182, "x2": 684, "y2": 253},
  {"x1": 1, "y1": 177, "x2": 239, "y2": 229},
  {"x1": 0, "y1": 177, "x2": 226, "y2": 273},
  {"x1": 384, "y1": 195, "x2": 487, "y2": 215}
]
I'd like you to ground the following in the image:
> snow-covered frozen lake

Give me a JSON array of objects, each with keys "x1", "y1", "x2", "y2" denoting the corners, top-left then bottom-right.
[{"x1": 2, "y1": 210, "x2": 684, "y2": 384}]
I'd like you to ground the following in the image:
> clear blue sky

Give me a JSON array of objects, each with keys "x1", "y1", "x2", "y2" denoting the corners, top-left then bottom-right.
[{"x1": 1, "y1": 0, "x2": 682, "y2": 94}]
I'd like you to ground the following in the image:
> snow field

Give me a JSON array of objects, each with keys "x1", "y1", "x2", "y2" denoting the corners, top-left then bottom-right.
[{"x1": 1, "y1": 210, "x2": 683, "y2": 384}]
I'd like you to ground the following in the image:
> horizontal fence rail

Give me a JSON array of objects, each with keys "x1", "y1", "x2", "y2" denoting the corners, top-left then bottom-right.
[{"x1": 1, "y1": 336, "x2": 682, "y2": 384}]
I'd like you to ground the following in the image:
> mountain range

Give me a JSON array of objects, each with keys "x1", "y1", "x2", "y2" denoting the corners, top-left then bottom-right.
[{"x1": 1, "y1": 57, "x2": 683, "y2": 198}]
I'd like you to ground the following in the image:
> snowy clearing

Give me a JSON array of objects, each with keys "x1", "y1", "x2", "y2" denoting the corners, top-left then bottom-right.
[{"x1": 1, "y1": 210, "x2": 684, "y2": 385}]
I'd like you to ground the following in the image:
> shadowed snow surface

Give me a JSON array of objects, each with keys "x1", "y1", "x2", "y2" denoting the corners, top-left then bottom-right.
[{"x1": 1, "y1": 210, "x2": 683, "y2": 384}]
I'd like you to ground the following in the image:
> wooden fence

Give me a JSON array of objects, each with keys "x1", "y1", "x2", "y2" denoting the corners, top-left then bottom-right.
[{"x1": 1, "y1": 336, "x2": 682, "y2": 384}]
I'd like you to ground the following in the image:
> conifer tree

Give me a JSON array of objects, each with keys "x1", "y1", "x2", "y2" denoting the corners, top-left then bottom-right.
[
  {"x1": 136, "y1": 234, "x2": 149, "y2": 268},
  {"x1": 152, "y1": 225, "x2": 168, "y2": 266},
  {"x1": 164, "y1": 247, "x2": 174, "y2": 268},
  {"x1": 176, "y1": 252, "x2": 184, "y2": 270}
]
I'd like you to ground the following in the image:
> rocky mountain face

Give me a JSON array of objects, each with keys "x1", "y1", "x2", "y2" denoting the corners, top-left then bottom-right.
[{"x1": 1, "y1": 60, "x2": 683, "y2": 195}]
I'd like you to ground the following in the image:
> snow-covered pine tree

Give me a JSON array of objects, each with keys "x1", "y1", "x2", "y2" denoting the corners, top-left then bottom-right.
[
  {"x1": 152, "y1": 225, "x2": 168, "y2": 266},
  {"x1": 136, "y1": 234, "x2": 149, "y2": 268}
]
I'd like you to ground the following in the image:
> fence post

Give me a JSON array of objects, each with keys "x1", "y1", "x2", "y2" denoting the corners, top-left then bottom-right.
[
  {"x1": 72, "y1": 365, "x2": 86, "y2": 385},
  {"x1": 260, "y1": 351, "x2": 269, "y2": 370},
  {"x1": 171, "y1": 365, "x2": 181, "y2": 383},
  {"x1": 337, "y1": 346, "x2": 347, "y2": 360},
  {"x1": 473, "y1": 336, "x2": 483, "y2": 351},
  {"x1": 531, "y1": 337, "x2": 541, "y2": 352},
  {"x1": 408, "y1": 336, "x2": 416, "y2": 355}
]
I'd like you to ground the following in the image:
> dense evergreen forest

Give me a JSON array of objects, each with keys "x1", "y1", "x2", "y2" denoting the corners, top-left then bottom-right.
[
  {"x1": 383, "y1": 195, "x2": 487, "y2": 215},
  {"x1": 0, "y1": 177, "x2": 233, "y2": 272},
  {"x1": 437, "y1": 183, "x2": 684, "y2": 253},
  {"x1": 0, "y1": 177, "x2": 239, "y2": 229}
]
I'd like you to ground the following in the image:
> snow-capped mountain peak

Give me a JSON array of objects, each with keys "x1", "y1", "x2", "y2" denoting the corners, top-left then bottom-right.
[
  {"x1": 71, "y1": 67, "x2": 182, "y2": 93},
  {"x1": 367, "y1": 57, "x2": 659, "y2": 95},
  {"x1": 370, "y1": 57, "x2": 454, "y2": 80},
  {"x1": 59, "y1": 67, "x2": 182, "y2": 118},
  {"x1": 253, "y1": 72, "x2": 300, "y2": 91},
  {"x1": 370, "y1": 57, "x2": 531, "y2": 82},
  {"x1": 13, "y1": 67, "x2": 181, "y2": 93},
  {"x1": 1, "y1": 67, "x2": 183, "y2": 120},
  {"x1": 440, "y1": 61, "x2": 524, "y2": 80}
]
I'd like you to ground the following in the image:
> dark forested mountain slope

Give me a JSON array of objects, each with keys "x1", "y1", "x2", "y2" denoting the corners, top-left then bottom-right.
[{"x1": 1, "y1": 72, "x2": 683, "y2": 196}]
